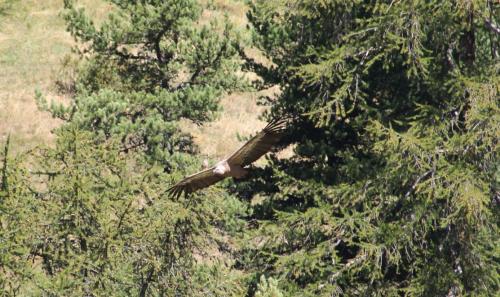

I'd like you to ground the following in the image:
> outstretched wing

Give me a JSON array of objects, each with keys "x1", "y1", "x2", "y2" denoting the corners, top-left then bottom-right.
[
  {"x1": 227, "y1": 118, "x2": 287, "y2": 167},
  {"x1": 167, "y1": 167, "x2": 225, "y2": 199}
]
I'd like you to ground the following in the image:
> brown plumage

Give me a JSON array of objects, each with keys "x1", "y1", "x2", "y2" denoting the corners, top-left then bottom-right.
[{"x1": 167, "y1": 118, "x2": 287, "y2": 198}]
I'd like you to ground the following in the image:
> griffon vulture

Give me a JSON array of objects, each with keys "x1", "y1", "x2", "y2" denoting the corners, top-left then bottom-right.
[{"x1": 167, "y1": 119, "x2": 287, "y2": 198}]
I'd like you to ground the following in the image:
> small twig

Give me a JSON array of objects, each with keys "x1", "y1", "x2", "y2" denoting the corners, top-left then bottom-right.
[
  {"x1": 485, "y1": 19, "x2": 500, "y2": 35},
  {"x1": 405, "y1": 170, "x2": 433, "y2": 198},
  {"x1": 1, "y1": 134, "x2": 10, "y2": 192},
  {"x1": 329, "y1": 253, "x2": 368, "y2": 281}
]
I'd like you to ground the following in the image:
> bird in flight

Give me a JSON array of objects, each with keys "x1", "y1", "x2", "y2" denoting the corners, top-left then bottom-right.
[{"x1": 167, "y1": 118, "x2": 288, "y2": 198}]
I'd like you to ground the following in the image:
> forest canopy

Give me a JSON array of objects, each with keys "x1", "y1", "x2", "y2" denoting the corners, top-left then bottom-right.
[{"x1": 1, "y1": 0, "x2": 499, "y2": 296}]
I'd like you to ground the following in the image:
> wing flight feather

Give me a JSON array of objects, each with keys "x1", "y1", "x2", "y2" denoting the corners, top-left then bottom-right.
[
  {"x1": 167, "y1": 167, "x2": 226, "y2": 199},
  {"x1": 227, "y1": 118, "x2": 287, "y2": 166}
]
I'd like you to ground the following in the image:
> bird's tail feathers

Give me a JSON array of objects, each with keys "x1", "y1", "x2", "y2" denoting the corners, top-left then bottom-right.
[{"x1": 264, "y1": 117, "x2": 290, "y2": 134}]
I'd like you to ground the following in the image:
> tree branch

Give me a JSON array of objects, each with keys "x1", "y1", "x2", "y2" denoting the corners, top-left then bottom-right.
[
  {"x1": 405, "y1": 170, "x2": 433, "y2": 199},
  {"x1": 1, "y1": 134, "x2": 10, "y2": 192},
  {"x1": 484, "y1": 19, "x2": 500, "y2": 35}
]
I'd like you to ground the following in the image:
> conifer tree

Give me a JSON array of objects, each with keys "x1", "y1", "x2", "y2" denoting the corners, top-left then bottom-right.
[
  {"x1": 17, "y1": 128, "x2": 245, "y2": 296},
  {"x1": 17, "y1": 0, "x2": 248, "y2": 295},
  {"x1": 242, "y1": 1, "x2": 499, "y2": 296},
  {"x1": 0, "y1": 137, "x2": 39, "y2": 295},
  {"x1": 39, "y1": 0, "x2": 245, "y2": 167}
]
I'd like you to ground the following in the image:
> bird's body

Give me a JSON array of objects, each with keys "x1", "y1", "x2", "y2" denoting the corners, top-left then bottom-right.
[
  {"x1": 213, "y1": 160, "x2": 248, "y2": 178},
  {"x1": 167, "y1": 118, "x2": 288, "y2": 198}
]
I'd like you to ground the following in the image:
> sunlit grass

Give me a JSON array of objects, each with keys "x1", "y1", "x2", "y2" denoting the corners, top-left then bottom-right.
[
  {"x1": 0, "y1": 0, "x2": 110, "y2": 151},
  {"x1": 0, "y1": 0, "x2": 278, "y2": 160}
]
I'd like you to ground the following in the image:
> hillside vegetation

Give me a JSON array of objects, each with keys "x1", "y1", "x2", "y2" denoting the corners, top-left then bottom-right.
[
  {"x1": 1, "y1": 1, "x2": 499, "y2": 296},
  {"x1": 0, "y1": 0, "x2": 266, "y2": 158},
  {"x1": 0, "y1": 0, "x2": 114, "y2": 149}
]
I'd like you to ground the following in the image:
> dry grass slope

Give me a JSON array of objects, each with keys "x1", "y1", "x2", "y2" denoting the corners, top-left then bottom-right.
[
  {"x1": 0, "y1": 0, "x2": 280, "y2": 160},
  {"x1": 0, "y1": 0, "x2": 111, "y2": 151}
]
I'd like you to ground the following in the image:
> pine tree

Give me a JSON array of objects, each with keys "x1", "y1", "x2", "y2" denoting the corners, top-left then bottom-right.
[
  {"x1": 0, "y1": 126, "x2": 248, "y2": 295},
  {"x1": 15, "y1": 0, "x2": 249, "y2": 295},
  {"x1": 0, "y1": 137, "x2": 39, "y2": 295},
  {"x1": 242, "y1": 1, "x2": 499, "y2": 296},
  {"x1": 38, "y1": 0, "x2": 246, "y2": 167},
  {"x1": 16, "y1": 128, "x2": 246, "y2": 296}
]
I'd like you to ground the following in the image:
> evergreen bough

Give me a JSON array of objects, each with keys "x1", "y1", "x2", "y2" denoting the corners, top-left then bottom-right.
[
  {"x1": 3, "y1": 0, "x2": 248, "y2": 295},
  {"x1": 39, "y1": 0, "x2": 245, "y2": 167},
  {"x1": 242, "y1": 1, "x2": 499, "y2": 296}
]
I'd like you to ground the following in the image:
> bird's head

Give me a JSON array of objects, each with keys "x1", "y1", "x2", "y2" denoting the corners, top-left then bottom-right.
[{"x1": 213, "y1": 164, "x2": 225, "y2": 176}]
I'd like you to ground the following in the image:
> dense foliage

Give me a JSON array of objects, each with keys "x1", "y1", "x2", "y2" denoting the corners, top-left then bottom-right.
[
  {"x1": 1, "y1": 0, "x2": 498, "y2": 296},
  {"x1": 1, "y1": 129, "x2": 247, "y2": 296},
  {"x1": 3, "y1": 0, "x2": 246, "y2": 295},
  {"x1": 242, "y1": 0, "x2": 499, "y2": 296},
  {"x1": 39, "y1": 0, "x2": 244, "y2": 166}
]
